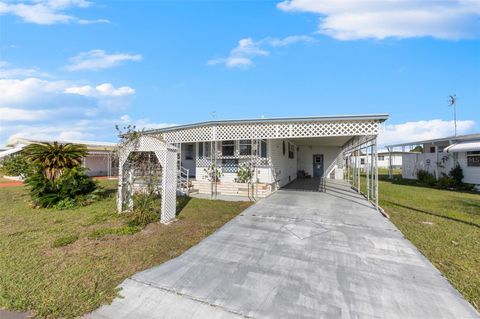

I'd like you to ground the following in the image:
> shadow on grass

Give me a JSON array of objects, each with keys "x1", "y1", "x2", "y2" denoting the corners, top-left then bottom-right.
[
  {"x1": 379, "y1": 175, "x2": 479, "y2": 195},
  {"x1": 99, "y1": 188, "x2": 117, "y2": 198},
  {"x1": 384, "y1": 200, "x2": 480, "y2": 229},
  {"x1": 176, "y1": 196, "x2": 192, "y2": 216}
]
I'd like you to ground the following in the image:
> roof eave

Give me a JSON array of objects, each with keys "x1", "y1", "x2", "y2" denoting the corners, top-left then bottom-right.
[{"x1": 144, "y1": 113, "x2": 389, "y2": 135}]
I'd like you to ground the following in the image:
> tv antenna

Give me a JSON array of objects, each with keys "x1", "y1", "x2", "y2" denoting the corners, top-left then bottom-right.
[{"x1": 448, "y1": 94, "x2": 457, "y2": 137}]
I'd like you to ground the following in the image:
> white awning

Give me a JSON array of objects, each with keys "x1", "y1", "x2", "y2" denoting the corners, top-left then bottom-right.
[{"x1": 444, "y1": 141, "x2": 480, "y2": 153}]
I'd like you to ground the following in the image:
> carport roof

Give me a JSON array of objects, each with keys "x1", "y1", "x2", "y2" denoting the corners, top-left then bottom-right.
[{"x1": 144, "y1": 114, "x2": 389, "y2": 134}]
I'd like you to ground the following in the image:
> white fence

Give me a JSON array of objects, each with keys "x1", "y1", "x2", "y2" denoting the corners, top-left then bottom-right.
[{"x1": 402, "y1": 153, "x2": 455, "y2": 179}]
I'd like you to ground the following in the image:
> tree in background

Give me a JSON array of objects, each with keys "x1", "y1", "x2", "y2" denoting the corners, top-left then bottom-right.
[
  {"x1": 22, "y1": 142, "x2": 98, "y2": 209},
  {"x1": 23, "y1": 142, "x2": 87, "y2": 181},
  {"x1": 0, "y1": 153, "x2": 31, "y2": 178}
]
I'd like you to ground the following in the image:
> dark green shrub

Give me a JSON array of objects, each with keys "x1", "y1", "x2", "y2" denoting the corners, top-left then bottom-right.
[
  {"x1": 449, "y1": 165, "x2": 464, "y2": 187},
  {"x1": 25, "y1": 167, "x2": 97, "y2": 208},
  {"x1": 437, "y1": 174, "x2": 456, "y2": 189},
  {"x1": 417, "y1": 169, "x2": 436, "y2": 186},
  {"x1": 52, "y1": 234, "x2": 79, "y2": 247},
  {"x1": 0, "y1": 154, "x2": 32, "y2": 177}
]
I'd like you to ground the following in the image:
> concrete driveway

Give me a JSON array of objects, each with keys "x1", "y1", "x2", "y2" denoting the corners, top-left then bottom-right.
[{"x1": 89, "y1": 181, "x2": 479, "y2": 319}]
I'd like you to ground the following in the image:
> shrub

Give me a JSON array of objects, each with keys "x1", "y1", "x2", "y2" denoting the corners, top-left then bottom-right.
[
  {"x1": 417, "y1": 169, "x2": 436, "y2": 186},
  {"x1": 437, "y1": 174, "x2": 456, "y2": 189},
  {"x1": 126, "y1": 193, "x2": 160, "y2": 227},
  {"x1": 25, "y1": 167, "x2": 97, "y2": 208},
  {"x1": 449, "y1": 165, "x2": 464, "y2": 187},
  {"x1": 234, "y1": 163, "x2": 254, "y2": 183},
  {"x1": 0, "y1": 154, "x2": 32, "y2": 177},
  {"x1": 52, "y1": 234, "x2": 79, "y2": 247}
]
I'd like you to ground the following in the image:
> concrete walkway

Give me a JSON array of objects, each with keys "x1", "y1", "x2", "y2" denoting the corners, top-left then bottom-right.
[{"x1": 89, "y1": 181, "x2": 479, "y2": 319}]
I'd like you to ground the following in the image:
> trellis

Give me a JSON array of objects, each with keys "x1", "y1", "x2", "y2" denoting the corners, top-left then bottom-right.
[
  {"x1": 342, "y1": 135, "x2": 380, "y2": 210},
  {"x1": 117, "y1": 135, "x2": 178, "y2": 224},
  {"x1": 153, "y1": 119, "x2": 381, "y2": 143}
]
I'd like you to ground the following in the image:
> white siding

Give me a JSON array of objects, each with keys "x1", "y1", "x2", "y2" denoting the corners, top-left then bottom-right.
[
  {"x1": 270, "y1": 139, "x2": 297, "y2": 187},
  {"x1": 402, "y1": 152, "x2": 480, "y2": 185},
  {"x1": 297, "y1": 145, "x2": 342, "y2": 179},
  {"x1": 84, "y1": 155, "x2": 110, "y2": 176},
  {"x1": 458, "y1": 153, "x2": 480, "y2": 185}
]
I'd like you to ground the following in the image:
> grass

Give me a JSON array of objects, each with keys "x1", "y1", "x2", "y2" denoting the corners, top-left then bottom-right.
[
  {"x1": 358, "y1": 172, "x2": 480, "y2": 311},
  {"x1": 0, "y1": 180, "x2": 252, "y2": 318}
]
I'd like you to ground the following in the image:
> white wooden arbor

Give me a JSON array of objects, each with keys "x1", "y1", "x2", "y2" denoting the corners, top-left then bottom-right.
[{"x1": 117, "y1": 135, "x2": 178, "y2": 224}]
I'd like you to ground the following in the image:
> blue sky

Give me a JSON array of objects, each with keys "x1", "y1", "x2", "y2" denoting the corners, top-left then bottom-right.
[{"x1": 1, "y1": 0, "x2": 479, "y2": 147}]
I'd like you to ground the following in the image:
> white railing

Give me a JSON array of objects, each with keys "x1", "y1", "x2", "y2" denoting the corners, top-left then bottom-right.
[{"x1": 177, "y1": 166, "x2": 190, "y2": 195}]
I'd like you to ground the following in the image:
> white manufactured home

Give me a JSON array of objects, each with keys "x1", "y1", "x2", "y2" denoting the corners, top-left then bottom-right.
[
  {"x1": 142, "y1": 114, "x2": 388, "y2": 198},
  {"x1": 387, "y1": 133, "x2": 480, "y2": 187},
  {"x1": 358, "y1": 151, "x2": 409, "y2": 171},
  {"x1": 0, "y1": 137, "x2": 118, "y2": 177}
]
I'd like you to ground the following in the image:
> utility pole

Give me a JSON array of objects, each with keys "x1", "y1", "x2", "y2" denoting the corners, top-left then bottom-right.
[{"x1": 449, "y1": 94, "x2": 457, "y2": 137}]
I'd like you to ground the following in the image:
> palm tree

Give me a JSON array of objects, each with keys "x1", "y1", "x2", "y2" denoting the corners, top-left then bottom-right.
[{"x1": 23, "y1": 142, "x2": 87, "y2": 181}]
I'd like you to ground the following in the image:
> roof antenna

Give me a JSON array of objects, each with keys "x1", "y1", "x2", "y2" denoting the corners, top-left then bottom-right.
[{"x1": 448, "y1": 94, "x2": 457, "y2": 137}]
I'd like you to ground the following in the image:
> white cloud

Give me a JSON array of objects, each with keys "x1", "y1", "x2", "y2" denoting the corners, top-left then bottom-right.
[
  {"x1": 65, "y1": 83, "x2": 135, "y2": 97},
  {"x1": 0, "y1": 77, "x2": 66, "y2": 105},
  {"x1": 378, "y1": 119, "x2": 476, "y2": 147},
  {"x1": 0, "y1": 0, "x2": 108, "y2": 25},
  {"x1": 65, "y1": 49, "x2": 142, "y2": 71},
  {"x1": 277, "y1": 0, "x2": 480, "y2": 40},
  {"x1": 208, "y1": 35, "x2": 314, "y2": 68},
  {"x1": 208, "y1": 38, "x2": 268, "y2": 68},
  {"x1": 0, "y1": 63, "x2": 143, "y2": 145},
  {"x1": 0, "y1": 107, "x2": 53, "y2": 121},
  {"x1": 266, "y1": 35, "x2": 315, "y2": 46},
  {"x1": 0, "y1": 61, "x2": 50, "y2": 78}
]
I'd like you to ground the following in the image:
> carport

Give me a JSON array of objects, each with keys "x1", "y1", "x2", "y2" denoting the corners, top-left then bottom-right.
[{"x1": 89, "y1": 180, "x2": 478, "y2": 319}]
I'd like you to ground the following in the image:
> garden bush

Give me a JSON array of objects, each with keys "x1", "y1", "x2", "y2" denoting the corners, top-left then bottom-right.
[
  {"x1": 126, "y1": 193, "x2": 161, "y2": 227},
  {"x1": 25, "y1": 167, "x2": 97, "y2": 208},
  {"x1": 437, "y1": 174, "x2": 456, "y2": 189},
  {"x1": 417, "y1": 169, "x2": 436, "y2": 186},
  {"x1": 0, "y1": 154, "x2": 31, "y2": 177},
  {"x1": 449, "y1": 165, "x2": 464, "y2": 187},
  {"x1": 234, "y1": 163, "x2": 254, "y2": 183}
]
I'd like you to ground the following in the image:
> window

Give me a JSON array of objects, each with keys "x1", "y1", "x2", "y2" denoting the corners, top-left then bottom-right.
[
  {"x1": 360, "y1": 158, "x2": 365, "y2": 165},
  {"x1": 260, "y1": 139, "x2": 267, "y2": 158},
  {"x1": 239, "y1": 140, "x2": 252, "y2": 156},
  {"x1": 430, "y1": 146, "x2": 436, "y2": 153},
  {"x1": 288, "y1": 143, "x2": 294, "y2": 159},
  {"x1": 222, "y1": 159, "x2": 238, "y2": 173},
  {"x1": 282, "y1": 141, "x2": 286, "y2": 156},
  {"x1": 185, "y1": 144, "x2": 194, "y2": 160},
  {"x1": 467, "y1": 151, "x2": 480, "y2": 167},
  {"x1": 198, "y1": 142, "x2": 203, "y2": 157},
  {"x1": 198, "y1": 142, "x2": 211, "y2": 158},
  {"x1": 222, "y1": 140, "x2": 235, "y2": 156},
  {"x1": 378, "y1": 156, "x2": 385, "y2": 161}
]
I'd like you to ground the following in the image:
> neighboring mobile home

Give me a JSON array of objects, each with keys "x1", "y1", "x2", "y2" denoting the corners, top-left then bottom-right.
[
  {"x1": 0, "y1": 137, "x2": 118, "y2": 177},
  {"x1": 387, "y1": 133, "x2": 480, "y2": 187},
  {"x1": 358, "y1": 151, "x2": 408, "y2": 170},
  {"x1": 141, "y1": 114, "x2": 388, "y2": 198}
]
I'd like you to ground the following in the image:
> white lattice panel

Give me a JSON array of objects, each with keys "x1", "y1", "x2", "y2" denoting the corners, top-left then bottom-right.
[
  {"x1": 153, "y1": 120, "x2": 380, "y2": 143},
  {"x1": 117, "y1": 135, "x2": 178, "y2": 224}
]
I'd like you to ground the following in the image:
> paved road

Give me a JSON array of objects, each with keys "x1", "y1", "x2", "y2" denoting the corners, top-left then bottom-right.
[{"x1": 89, "y1": 181, "x2": 479, "y2": 319}]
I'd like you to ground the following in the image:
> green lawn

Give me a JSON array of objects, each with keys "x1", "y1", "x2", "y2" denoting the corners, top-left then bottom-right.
[
  {"x1": 365, "y1": 175, "x2": 480, "y2": 311},
  {"x1": 0, "y1": 180, "x2": 252, "y2": 318}
]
